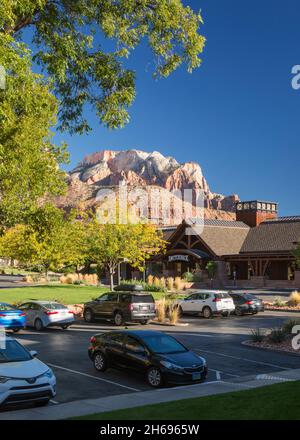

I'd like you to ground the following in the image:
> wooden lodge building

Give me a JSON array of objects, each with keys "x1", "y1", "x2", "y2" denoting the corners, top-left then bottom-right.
[{"x1": 145, "y1": 201, "x2": 300, "y2": 289}]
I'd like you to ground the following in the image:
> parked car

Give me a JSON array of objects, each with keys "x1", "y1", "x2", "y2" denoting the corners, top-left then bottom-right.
[
  {"x1": 176, "y1": 291, "x2": 235, "y2": 318},
  {"x1": 88, "y1": 330, "x2": 208, "y2": 387},
  {"x1": 228, "y1": 292, "x2": 264, "y2": 316},
  {"x1": 0, "y1": 336, "x2": 56, "y2": 408},
  {"x1": 19, "y1": 301, "x2": 75, "y2": 331},
  {"x1": 83, "y1": 286, "x2": 156, "y2": 326},
  {"x1": 0, "y1": 303, "x2": 25, "y2": 333}
]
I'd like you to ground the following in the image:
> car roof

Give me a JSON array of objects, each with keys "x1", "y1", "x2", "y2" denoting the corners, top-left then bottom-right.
[
  {"x1": 189, "y1": 290, "x2": 229, "y2": 294},
  {"x1": 109, "y1": 330, "x2": 165, "y2": 338},
  {"x1": 22, "y1": 300, "x2": 61, "y2": 305}
]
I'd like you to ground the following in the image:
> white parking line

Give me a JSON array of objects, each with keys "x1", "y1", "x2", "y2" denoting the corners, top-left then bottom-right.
[
  {"x1": 209, "y1": 368, "x2": 240, "y2": 378},
  {"x1": 50, "y1": 399, "x2": 59, "y2": 405},
  {"x1": 195, "y1": 349, "x2": 290, "y2": 370},
  {"x1": 47, "y1": 363, "x2": 141, "y2": 392}
]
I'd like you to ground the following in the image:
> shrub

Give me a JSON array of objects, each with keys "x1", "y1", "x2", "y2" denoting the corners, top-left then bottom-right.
[
  {"x1": 273, "y1": 297, "x2": 287, "y2": 307},
  {"x1": 250, "y1": 328, "x2": 264, "y2": 343},
  {"x1": 182, "y1": 272, "x2": 194, "y2": 282},
  {"x1": 288, "y1": 291, "x2": 300, "y2": 307},
  {"x1": 153, "y1": 276, "x2": 161, "y2": 289},
  {"x1": 156, "y1": 298, "x2": 166, "y2": 323},
  {"x1": 282, "y1": 318, "x2": 300, "y2": 335},
  {"x1": 268, "y1": 328, "x2": 286, "y2": 343},
  {"x1": 168, "y1": 303, "x2": 180, "y2": 325},
  {"x1": 147, "y1": 275, "x2": 154, "y2": 286},
  {"x1": 167, "y1": 277, "x2": 174, "y2": 291},
  {"x1": 174, "y1": 276, "x2": 183, "y2": 290}
]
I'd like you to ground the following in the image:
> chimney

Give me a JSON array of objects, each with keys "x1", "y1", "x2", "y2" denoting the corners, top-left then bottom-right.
[{"x1": 236, "y1": 201, "x2": 278, "y2": 227}]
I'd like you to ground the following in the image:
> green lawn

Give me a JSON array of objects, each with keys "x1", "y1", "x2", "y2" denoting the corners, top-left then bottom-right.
[
  {"x1": 0, "y1": 284, "x2": 108, "y2": 305},
  {"x1": 73, "y1": 381, "x2": 300, "y2": 420}
]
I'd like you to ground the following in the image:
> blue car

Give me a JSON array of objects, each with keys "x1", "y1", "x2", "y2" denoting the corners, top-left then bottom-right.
[{"x1": 0, "y1": 303, "x2": 26, "y2": 332}]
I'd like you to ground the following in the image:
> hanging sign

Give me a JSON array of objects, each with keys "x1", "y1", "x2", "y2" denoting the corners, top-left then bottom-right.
[{"x1": 168, "y1": 255, "x2": 189, "y2": 262}]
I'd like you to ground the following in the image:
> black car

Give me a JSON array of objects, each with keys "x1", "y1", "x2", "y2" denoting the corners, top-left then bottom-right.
[
  {"x1": 83, "y1": 286, "x2": 156, "y2": 326},
  {"x1": 88, "y1": 330, "x2": 208, "y2": 387},
  {"x1": 229, "y1": 292, "x2": 264, "y2": 316}
]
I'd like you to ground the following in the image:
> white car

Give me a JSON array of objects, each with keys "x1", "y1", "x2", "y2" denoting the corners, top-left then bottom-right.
[
  {"x1": 176, "y1": 291, "x2": 235, "y2": 318},
  {"x1": 19, "y1": 301, "x2": 75, "y2": 331},
  {"x1": 0, "y1": 336, "x2": 56, "y2": 407}
]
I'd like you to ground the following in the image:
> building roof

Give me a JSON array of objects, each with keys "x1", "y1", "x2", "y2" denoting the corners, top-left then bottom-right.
[
  {"x1": 240, "y1": 217, "x2": 300, "y2": 254},
  {"x1": 180, "y1": 219, "x2": 249, "y2": 257}
]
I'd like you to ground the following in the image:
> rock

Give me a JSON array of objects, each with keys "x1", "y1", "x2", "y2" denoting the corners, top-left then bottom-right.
[{"x1": 62, "y1": 149, "x2": 240, "y2": 222}]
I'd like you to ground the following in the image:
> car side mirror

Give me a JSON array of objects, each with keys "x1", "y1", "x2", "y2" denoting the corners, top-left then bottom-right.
[{"x1": 30, "y1": 350, "x2": 38, "y2": 357}]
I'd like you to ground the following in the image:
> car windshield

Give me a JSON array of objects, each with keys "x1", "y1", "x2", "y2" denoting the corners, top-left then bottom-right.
[
  {"x1": 131, "y1": 295, "x2": 154, "y2": 303},
  {"x1": 0, "y1": 303, "x2": 14, "y2": 311},
  {"x1": 42, "y1": 303, "x2": 66, "y2": 310},
  {"x1": 0, "y1": 340, "x2": 32, "y2": 363},
  {"x1": 143, "y1": 334, "x2": 187, "y2": 354}
]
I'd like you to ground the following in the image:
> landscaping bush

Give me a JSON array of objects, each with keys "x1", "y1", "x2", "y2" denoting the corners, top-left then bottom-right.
[
  {"x1": 182, "y1": 272, "x2": 194, "y2": 282},
  {"x1": 282, "y1": 318, "x2": 300, "y2": 335},
  {"x1": 118, "y1": 279, "x2": 166, "y2": 293},
  {"x1": 156, "y1": 298, "x2": 166, "y2": 322},
  {"x1": 168, "y1": 303, "x2": 180, "y2": 325},
  {"x1": 147, "y1": 275, "x2": 154, "y2": 286},
  {"x1": 268, "y1": 328, "x2": 286, "y2": 343},
  {"x1": 250, "y1": 328, "x2": 264, "y2": 343},
  {"x1": 273, "y1": 297, "x2": 287, "y2": 307},
  {"x1": 174, "y1": 276, "x2": 183, "y2": 290},
  {"x1": 167, "y1": 277, "x2": 174, "y2": 291},
  {"x1": 288, "y1": 291, "x2": 300, "y2": 307}
]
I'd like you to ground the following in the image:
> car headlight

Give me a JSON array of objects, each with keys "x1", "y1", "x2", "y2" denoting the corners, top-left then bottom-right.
[
  {"x1": 42, "y1": 368, "x2": 54, "y2": 379},
  {"x1": 0, "y1": 376, "x2": 11, "y2": 383},
  {"x1": 160, "y1": 361, "x2": 184, "y2": 371},
  {"x1": 197, "y1": 355, "x2": 207, "y2": 366}
]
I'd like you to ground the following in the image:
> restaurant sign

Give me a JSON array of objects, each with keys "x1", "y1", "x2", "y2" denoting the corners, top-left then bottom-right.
[{"x1": 168, "y1": 255, "x2": 189, "y2": 262}]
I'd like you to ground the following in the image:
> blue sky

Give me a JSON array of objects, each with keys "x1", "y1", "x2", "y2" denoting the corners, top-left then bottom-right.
[{"x1": 49, "y1": 0, "x2": 300, "y2": 216}]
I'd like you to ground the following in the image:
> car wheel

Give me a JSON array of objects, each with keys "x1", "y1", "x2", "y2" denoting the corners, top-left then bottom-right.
[
  {"x1": 221, "y1": 311, "x2": 230, "y2": 317},
  {"x1": 178, "y1": 306, "x2": 184, "y2": 317},
  {"x1": 141, "y1": 320, "x2": 149, "y2": 325},
  {"x1": 235, "y1": 307, "x2": 243, "y2": 316},
  {"x1": 114, "y1": 311, "x2": 124, "y2": 326},
  {"x1": 61, "y1": 325, "x2": 69, "y2": 330},
  {"x1": 147, "y1": 367, "x2": 163, "y2": 388},
  {"x1": 84, "y1": 308, "x2": 94, "y2": 323},
  {"x1": 12, "y1": 328, "x2": 21, "y2": 333},
  {"x1": 202, "y1": 307, "x2": 213, "y2": 319},
  {"x1": 34, "y1": 318, "x2": 44, "y2": 331},
  {"x1": 93, "y1": 352, "x2": 108, "y2": 372}
]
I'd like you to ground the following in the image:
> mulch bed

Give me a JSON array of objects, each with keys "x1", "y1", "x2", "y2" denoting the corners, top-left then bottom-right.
[
  {"x1": 264, "y1": 303, "x2": 300, "y2": 312},
  {"x1": 243, "y1": 338, "x2": 300, "y2": 356}
]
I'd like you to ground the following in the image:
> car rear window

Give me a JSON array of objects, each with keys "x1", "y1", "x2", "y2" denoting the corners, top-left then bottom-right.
[
  {"x1": 42, "y1": 303, "x2": 67, "y2": 310},
  {"x1": 131, "y1": 295, "x2": 154, "y2": 304},
  {"x1": 244, "y1": 294, "x2": 256, "y2": 300},
  {"x1": 0, "y1": 303, "x2": 14, "y2": 311},
  {"x1": 215, "y1": 292, "x2": 231, "y2": 299}
]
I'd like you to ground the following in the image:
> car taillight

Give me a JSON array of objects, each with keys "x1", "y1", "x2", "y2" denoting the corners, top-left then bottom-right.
[
  {"x1": 44, "y1": 310, "x2": 58, "y2": 316},
  {"x1": 213, "y1": 297, "x2": 221, "y2": 302},
  {"x1": 68, "y1": 311, "x2": 74, "y2": 314},
  {"x1": 128, "y1": 304, "x2": 134, "y2": 311},
  {"x1": 90, "y1": 336, "x2": 97, "y2": 344},
  {"x1": 245, "y1": 300, "x2": 254, "y2": 305},
  {"x1": 19, "y1": 312, "x2": 26, "y2": 316},
  {"x1": 0, "y1": 313, "x2": 7, "y2": 317}
]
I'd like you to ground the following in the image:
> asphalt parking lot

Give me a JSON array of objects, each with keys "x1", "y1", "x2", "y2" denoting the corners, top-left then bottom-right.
[{"x1": 9, "y1": 309, "x2": 299, "y2": 407}]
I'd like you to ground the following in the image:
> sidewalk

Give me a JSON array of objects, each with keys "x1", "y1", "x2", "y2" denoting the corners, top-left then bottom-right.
[{"x1": 1, "y1": 368, "x2": 300, "y2": 420}]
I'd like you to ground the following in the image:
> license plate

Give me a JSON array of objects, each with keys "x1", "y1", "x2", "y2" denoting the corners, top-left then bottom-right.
[
  {"x1": 141, "y1": 306, "x2": 149, "y2": 310},
  {"x1": 192, "y1": 372, "x2": 201, "y2": 381}
]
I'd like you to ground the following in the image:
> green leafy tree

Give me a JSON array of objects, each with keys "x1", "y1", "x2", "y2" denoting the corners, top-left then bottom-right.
[
  {"x1": 86, "y1": 220, "x2": 166, "y2": 290},
  {"x1": 0, "y1": 34, "x2": 68, "y2": 227},
  {"x1": 206, "y1": 260, "x2": 218, "y2": 286},
  {"x1": 1, "y1": 0, "x2": 206, "y2": 133},
  {"x1": 0, "y1": 205, "x2": 87, "y2": 278}
]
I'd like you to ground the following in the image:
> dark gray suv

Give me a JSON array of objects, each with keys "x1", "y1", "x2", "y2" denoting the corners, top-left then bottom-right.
[{"x1": 83, "y1": 286, "x2": 156, "y2": 326}]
